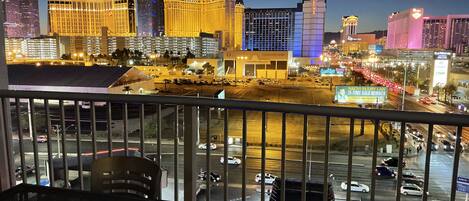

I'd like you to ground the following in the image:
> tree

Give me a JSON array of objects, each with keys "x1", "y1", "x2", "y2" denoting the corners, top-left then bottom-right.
[
  {"x1": 122, "y1": 86, "x2": 133, "y2": 94},
  {"x1": 434, "y1": 85, "x2": 441, "y2": 101},
  {"x1": 61, "y1": 54, "x2": 72, "y2": 60},
  {"x1": 202, "y1": 63, "x2": 214, "y2": 75},
  {"x1": 163, "y1": 50, "x2": 170, "y2": 59},
  {"x1": 341, "y1": 76, "x2": 352, "y2": 85},
  {"x1": 444, "y1": 84, "x2": 457, "y2": 104},
  {"x1": 163, "y1": 79, "x2": 171, "y2": 92}
]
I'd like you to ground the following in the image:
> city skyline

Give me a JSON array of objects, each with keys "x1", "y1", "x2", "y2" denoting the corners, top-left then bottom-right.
[{"x1": 38, "y1": 0, "x2": 469, "y2": 35}]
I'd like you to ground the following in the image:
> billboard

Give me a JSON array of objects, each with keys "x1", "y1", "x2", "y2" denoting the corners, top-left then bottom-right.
[
  {"x1": 335, "y1": 86, "x2": 388, "y2": 104},
  {"x1": 320, "y1": 67, "x2": 345, "y2": 77},
  {"x1": 432, "y1": 54, "x2": 449, "y2": 87}
]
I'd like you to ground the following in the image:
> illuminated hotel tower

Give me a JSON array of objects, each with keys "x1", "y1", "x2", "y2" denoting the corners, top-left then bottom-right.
[
  {"x1": 48, "y1": 0, "x2": 137, "y2": 37},
  {"x1": 340, "y1": 16, "x2": 359, "y2": 43},
  {"x1": 163, "y1": 0, "x2": 244, "y2": 49}
]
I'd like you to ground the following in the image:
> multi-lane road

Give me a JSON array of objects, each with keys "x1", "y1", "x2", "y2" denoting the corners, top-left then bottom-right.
[{"x1": 11, "y1": 77, "x2": 469, "y2": 200}]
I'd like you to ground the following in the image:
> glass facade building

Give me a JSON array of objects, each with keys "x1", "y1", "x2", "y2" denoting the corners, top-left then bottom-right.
[
  {"x1": 243, "y1": 0, "x2": 325, "y2": 59},
  {"x1": 244, "y1": 8, "x2": 298, "y2": 52}
]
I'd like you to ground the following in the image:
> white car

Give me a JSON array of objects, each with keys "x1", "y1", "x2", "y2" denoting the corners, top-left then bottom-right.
[
  {"x1": 37, "y1": 135, "x2": 48, "y2": 143},
  {"x1": 340, "y1": 181, "x2": 369, "y2": 193},
  {"x1": 434, "y1": 132, "x2": 444, "y2": 138},
  {"x1": 198, "y1": 143, "x2": 217, "y2": 150},
  {"x1": 219, "y1": 156, "x2": 241, "y2": 165},
  {"x1": 255, "y1": 173, "x2": 277, "y2": 185},
  {"x1": 401, "y1": 184, "x2": 423, "y2": 196}
]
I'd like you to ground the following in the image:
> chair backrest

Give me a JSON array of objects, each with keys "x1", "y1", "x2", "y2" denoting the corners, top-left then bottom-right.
[{"x1": 91, "y1": 157, "x2": 161, "y2": 200}]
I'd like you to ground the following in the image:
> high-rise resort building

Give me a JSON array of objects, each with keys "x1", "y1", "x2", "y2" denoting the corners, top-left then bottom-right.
[
  {"x1": 340, "y1": 16, "x2": 359, "y2": 43},
  {"x1": 386, "y1": 8, "x2": 424, "y2": 49},
  {"x1": 163, "y1": 0, "x2": 244, "y2": 50},
  {"x1": 48, "y1": 0, "x2": 137, "y2": 37},
  {"x1": 243, "y1": 0, "x2": 326, "y2": 60},
  {"x1": 4, "y1": 0, "x2": 40, "y2": 38}
]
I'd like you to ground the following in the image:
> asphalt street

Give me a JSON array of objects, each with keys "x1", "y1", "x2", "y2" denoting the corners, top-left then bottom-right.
[{"x1": 10, "y1": 78, "x2": 469, "y2": 201}]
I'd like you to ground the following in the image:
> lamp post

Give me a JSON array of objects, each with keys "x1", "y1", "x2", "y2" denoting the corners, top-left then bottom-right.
[
  {"x1": 401, "y1": 64, "x2": 408, "y2": 111},
  {"x1": 56, "y1": 124, "x2": 75, "y2": 157}
]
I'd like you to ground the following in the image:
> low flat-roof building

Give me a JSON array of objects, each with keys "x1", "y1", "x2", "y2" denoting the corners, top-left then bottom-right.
[
  {"x1": 8, "y1": 65, "x2": 152, "y2": 94},
  {"x1": 223, "y1": 51, "x2": 292, "y2": 80}
]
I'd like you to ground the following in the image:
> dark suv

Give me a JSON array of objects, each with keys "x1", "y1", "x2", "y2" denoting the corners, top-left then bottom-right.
[
  {"x1": 375, "y1": 166, "x2": 396, "y2": 178},
  {"x1": 381, "y1": 157, "x2": 406, "y2": 168}
]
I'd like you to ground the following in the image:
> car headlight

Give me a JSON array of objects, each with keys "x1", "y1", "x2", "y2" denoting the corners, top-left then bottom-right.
[
  {"x1": 217, "y1": 178, "x2": 220, "y2": 181},
  {"x1": 435, "y1": 145, "x2": 439, "y2": 149}
]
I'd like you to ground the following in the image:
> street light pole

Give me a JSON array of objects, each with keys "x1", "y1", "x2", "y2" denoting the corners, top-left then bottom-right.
[
  {"x1": 401, "y1": 65, "x2": 408, "y2": 111},
  {"x1": 56, "y1": 128, "x2": 61, "y2": 157}
]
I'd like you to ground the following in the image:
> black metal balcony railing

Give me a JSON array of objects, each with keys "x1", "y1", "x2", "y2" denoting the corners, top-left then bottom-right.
[{"x1": 0, "y1": 90, "x2": 469, "y2": 201}]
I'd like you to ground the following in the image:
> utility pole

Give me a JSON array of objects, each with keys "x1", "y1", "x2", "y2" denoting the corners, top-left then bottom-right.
[{"x1": 401, "y1": 65, "x2": 408, "y2": 111}]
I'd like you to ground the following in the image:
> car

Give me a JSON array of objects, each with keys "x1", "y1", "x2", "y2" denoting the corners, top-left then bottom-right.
[
  {"x1": 401, "y1": 184, "x2": 423, "y2": 196},
  {"x1": 381, "y1": 157, "x2": 405, "y2": 168},
  {"x1": 452, "y1": 142, "x2": 466, "y2": 152},
  {"x1": 340, "y1": 181, "x2": 369, "y2": 193},
  {"x1": 402, "y1": 171, "x2": 424, "y2": 185},
  {"x1": 403, "y1": 178, "x2": 424, "y2": 187},
  {"x1": 198, "y1": 143, "x2": 217, "y2": 150},
  {"x1": 198, "y1": 171, "x2": 221, "y2": 183},
  {"x1": 434, "y1": 131, "x2": 444, "y2": 139},
  {"x1": 431, "y1": 142, "x2": 439, "y2": 151},
  {"x1": 15, "y1": 166, "x2": 35, "y2": 179},
  {"x1": 375, "y1": 166, "x2": 396, "y2": 178},
  {"x1": 447, "y1": 132, "x2": 457, "y2": 141},
  {"x1": 255, "y1": 173, "x2": 278, "y2": 185},
  {"x1": 441, "y1": 140, "x2": 454, "y2": 151},
  {"x1": 220, "y1": 156, "x2": 241, "y2": 165},
  {"x1": 37, "y1": 135, "x2": 48, "y2": 143}
]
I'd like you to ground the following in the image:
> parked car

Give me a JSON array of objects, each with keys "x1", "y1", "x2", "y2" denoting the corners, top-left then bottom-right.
[
  {"x1": 434, "y1": 131, "x2": 444, "y2": 139},
  {"x1": 37, "y1": 135, "x2": 48, "y2": 143},
  {"x1": 431, "y1": 142, "x2": 439, "y2": 151},
  {"x1": 381, "y1": 157, "x2": 405, "y2": 168},
  {"x1": 403, "y1": 178, "x2": 424, "y2": 187},
  {"x1": 441, "y1": 140, "x2": 454, "y2": 151},
  {"x1": 401, "y1": 184, "x2": 423, "y2": 196},
  {"x1": 198, "y1": 143, "x2": 217, "y2": 150},
  {"x1": 15, "y1": 166, "x2": 35, "y2": 179},
  {"x1": 198, "y1": 170, "x2": 221, "y2": 183},
  {"x1": 340, "y1": 181, "x2": 369, "y2": 193},
  {"x1": 220, "y1": 156, "x2": 241, "y2": 165},
  {"x1": 375, "y1": 166, "x2": 396, "y2": 178},
  {"x1": 255, "y1": 173, "x2": 278, "y2": 185},
  {"x1": 447, "y1": 132, "x2": 457, "y2": 141}
]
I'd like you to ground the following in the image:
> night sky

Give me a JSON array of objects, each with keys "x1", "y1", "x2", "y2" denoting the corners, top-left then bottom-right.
[{"x1": 39, "y1": 0, "x2": 469, "y2": 35}]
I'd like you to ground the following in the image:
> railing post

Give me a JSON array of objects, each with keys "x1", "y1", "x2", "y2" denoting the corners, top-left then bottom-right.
[
  {"x1": 184, "y1": 106, "x2": 198, "y2": 201},
  {"x1": 0, "y1": 98, "x2": 14, "y2": 191},
  {"x1": 0, "y1": 0, "x2": 12, "y2": 191}
]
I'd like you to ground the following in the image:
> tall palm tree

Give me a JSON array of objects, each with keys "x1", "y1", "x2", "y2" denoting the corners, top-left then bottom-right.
[
  {"x1": 433, "y1": 86, "x2": 441, "y2": 101},
  {"x1": 122, "y1": 86, "x2": 133, "y2": 94}
]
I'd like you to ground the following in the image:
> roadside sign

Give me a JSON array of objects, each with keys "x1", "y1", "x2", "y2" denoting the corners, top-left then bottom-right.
[{"x1": 457, "y1": 177, "x2": 469, "y2": 193}]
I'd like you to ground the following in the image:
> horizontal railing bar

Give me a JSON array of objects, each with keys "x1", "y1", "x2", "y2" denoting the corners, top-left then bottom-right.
[{"x1": 1, "y1": 90, "x2": 469, "y2": 126}]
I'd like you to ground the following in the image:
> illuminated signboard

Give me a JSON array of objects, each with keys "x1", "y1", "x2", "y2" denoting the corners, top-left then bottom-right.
[
  {"x1": 320, "y1": 68, "x2": 345, "y2": 77},
  {"x1": 434, "y1": 52, "x2": 451, "y2": 60},
  {"x1": 215, "y1": 89, "x2": 225, "y2": 99},
  {"x1": 335, "y1": 86, "x2": 388, "y2": 104},
  {"x1": 432, "y1": 59, "x2": 449, "y2": 87}
]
